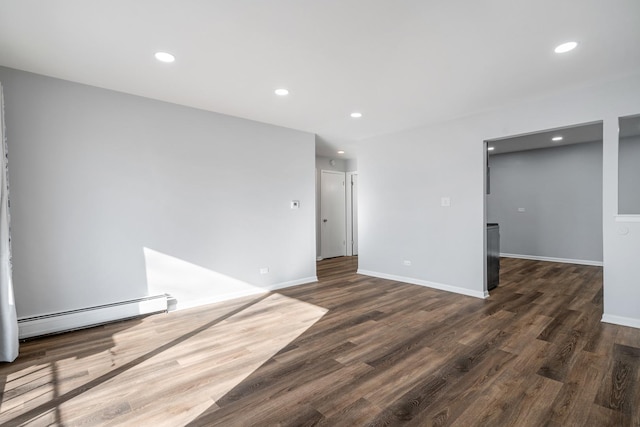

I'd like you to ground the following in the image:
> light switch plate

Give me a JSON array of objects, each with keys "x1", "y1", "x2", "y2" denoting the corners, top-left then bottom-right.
[
  {"x1": 291, "y1": 200, "x2": 300, "y2": 209},
  {"x1": 441, "y1": 197, "x2": 451, "y2": 207}
]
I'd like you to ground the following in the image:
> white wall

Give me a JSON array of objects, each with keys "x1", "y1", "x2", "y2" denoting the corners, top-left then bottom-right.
[
  {"x1": 316, "y1": 156, "x2": 348, "y2": 173},
  {"x1": 358, "y1": 122, "x2": 487, "y2": 298},
  {"x1": 0, "y1": 66, "x2": 317, "y2": 316},
  {"x1": 359, "y1": 72, "x2": 640, "y2": 327},
  {"x1": 488, "y1": 141, "x2": 603, "y2": 264}
]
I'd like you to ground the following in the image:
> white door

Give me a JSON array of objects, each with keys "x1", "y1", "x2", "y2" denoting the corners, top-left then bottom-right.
[
  {"x1": 321, "y1": 170, "x2": 346, "y2": 258},
  {"x1": 352, "y1": 173, "x2": 358, "y2": 255}
]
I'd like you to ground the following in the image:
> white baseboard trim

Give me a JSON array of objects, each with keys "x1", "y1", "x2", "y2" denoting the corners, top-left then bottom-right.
[
  {"x1": 357, "y1": 269, "x2": 488, "y2": 299},
  {"x1": 171, "y1": 276, "x2": 319, "y2": 312},
  {"x1": 266, "y1": 276, "x2": 318, "y2": 291},
  {"x1": 173, "y1": 289, "x2": 267, "y2": 311},
  {"x1": 18, "y1": 295, "x2": 168, "y2": 339},
  {"x1": 500, "y1": 253, "x2": 603, "y2": 267},
  {"x1": 601, "y1": 314, "x2": 640, "y2": 329}
]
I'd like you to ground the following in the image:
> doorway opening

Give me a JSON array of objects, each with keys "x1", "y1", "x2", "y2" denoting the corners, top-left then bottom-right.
[
  {"x1": 315, "y1": 157, "x2": 358, "y2": 261},
  {"x1": 320, "y1": 169, "x2": 347, "y2": 259},
  {"x1": 483, "y1": 121, "x2": 604, "y2": 294}
]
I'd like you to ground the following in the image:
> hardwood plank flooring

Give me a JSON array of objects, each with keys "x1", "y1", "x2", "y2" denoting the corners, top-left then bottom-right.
[{"x1": 1, "y1": 256, "x2": 640, "y2": 426}]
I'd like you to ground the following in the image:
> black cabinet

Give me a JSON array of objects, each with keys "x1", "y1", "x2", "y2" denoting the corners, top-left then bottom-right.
[{"x1": 487, "y1": 223, "x2": 500, "y2": 290}]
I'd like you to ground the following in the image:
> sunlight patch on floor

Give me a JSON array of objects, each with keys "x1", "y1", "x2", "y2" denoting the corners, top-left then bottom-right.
[{"x1": 0, "y1": 293, "x2": 327, "y2": 426}]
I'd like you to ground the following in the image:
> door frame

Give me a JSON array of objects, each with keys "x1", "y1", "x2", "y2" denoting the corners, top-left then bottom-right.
[
  {"x1": 346, "y1": 171, "x2": 358, "y2": 256},
  {"x1": 320, "y1": 169, "x2": 347, "y2": 259}
]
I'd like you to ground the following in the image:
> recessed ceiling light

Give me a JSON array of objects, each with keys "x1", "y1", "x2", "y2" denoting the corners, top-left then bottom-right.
[
  {"x1": 274, "y1": 88, "x2": 289, "y2": 96},
  {"x1": 488, "y1": 146, "x2": 495, "y2": 151},
  {"x1": 154, "y1": 52, "x2": 175, "y2": 63},
  {"x1": 552, "y1": 136, "x2": 563, "y2": 141},
  {"x1": 554, "y1": 42, "x2": 578, "y2": 54},
  {"x1": 337, "y1": 150, "x2": 345, "y2": 154},
  {"x1": 350, "y1": 112, "x2": 362, "y2": 118}
]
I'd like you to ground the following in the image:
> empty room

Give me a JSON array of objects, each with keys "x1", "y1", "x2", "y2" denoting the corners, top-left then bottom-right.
[{"x1": 1, "y1": 1, "x2": 640, "y2": 426}]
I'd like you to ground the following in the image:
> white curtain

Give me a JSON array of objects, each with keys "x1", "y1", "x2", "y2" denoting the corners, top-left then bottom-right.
[{"x1": 0, "y1": 83, "x2": 18, "y2": 362}]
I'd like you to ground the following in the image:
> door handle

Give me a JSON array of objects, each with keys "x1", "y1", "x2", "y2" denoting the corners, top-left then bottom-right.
[{"x1": 323, "y1": 219, "x2": 328, "y2": 223}]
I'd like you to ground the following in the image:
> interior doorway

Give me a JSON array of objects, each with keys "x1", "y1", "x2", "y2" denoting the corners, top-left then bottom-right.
[
  {"x1": 483, "y1": 122, "x2": 604, "y2": 293},
  {"x1": 320, "y1": 170, "x2": 347, "y2": 259}
]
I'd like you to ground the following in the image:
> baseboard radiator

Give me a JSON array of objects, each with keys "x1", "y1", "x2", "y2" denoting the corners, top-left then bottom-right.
[{"x1": 18, "y1": 295, "x2": 168, "y2": 340}]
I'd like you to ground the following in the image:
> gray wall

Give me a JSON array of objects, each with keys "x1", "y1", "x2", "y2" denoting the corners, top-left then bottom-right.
[
  {"x1": 619, "y1": 136, "x2": 640, "y2": 214},
  {"x1": 487, "y1": 141, "x2": 603, "y2": 263},
  {"x1": 358, "y1": 71, "x2": 640, "y2": 327},
  {"x1": 0, "y1": 66, "x2": 317, "y2": 316}
]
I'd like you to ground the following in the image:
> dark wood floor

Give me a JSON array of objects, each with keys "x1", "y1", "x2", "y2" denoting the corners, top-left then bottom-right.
[{"x1": 1, "y1": 256, "x2": 639, "y2": 426}]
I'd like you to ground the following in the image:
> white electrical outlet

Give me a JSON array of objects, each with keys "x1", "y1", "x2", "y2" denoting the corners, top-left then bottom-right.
[
  {"x1": 260, "y1": 267, "x2": 269, "y2": 274},
  {"x1": 517, "y1": 207, "x2": 526, "y2": 213},
  {"x1": 441, "y1": 197, "x2": 451, "y2": 207},
  {"x1": 403, "y1": 260, "x2": 412, "y2": 266}
]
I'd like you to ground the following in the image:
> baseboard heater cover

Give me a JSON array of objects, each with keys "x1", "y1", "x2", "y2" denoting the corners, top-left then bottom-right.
[{"x1": 18, "y1": 295, "x2": 168, "y2": 340}]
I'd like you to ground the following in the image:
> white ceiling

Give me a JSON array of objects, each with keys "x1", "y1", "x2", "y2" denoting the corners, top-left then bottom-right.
[{"x1": 1, "y1": 0, "x2": 639, "y2": 159}]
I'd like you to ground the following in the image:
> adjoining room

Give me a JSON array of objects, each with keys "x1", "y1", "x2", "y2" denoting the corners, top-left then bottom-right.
[{"x1": 486, "y1": 122, "x2": 604, "y2": 284}]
